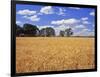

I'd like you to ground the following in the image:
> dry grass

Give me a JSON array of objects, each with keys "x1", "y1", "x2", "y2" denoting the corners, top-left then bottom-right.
[{"x1": 16, "y1": 37, "x2": 95, "y2": 73}]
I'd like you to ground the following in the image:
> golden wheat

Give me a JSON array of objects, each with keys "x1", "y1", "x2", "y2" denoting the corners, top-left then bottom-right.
[{"x1": 16, "y1": 37, "x2": 95, "y2": 73}]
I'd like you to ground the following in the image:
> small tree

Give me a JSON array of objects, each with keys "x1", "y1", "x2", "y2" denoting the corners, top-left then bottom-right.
[
  {"x1": 23, "y1": 23, "x2": 39, "y2": 36},
  {"x1": 59, "y1": 30, "x2": 65, "y2": 37},
  {"x1": 46, "y1": 27, "x2": 55, "y2": 37},
  {"x1": 65, "y1": 28, "x2": 73, "y2": 37},
  {"x1": 40, "y1": 27, "x2": 55, "y2": 37}
]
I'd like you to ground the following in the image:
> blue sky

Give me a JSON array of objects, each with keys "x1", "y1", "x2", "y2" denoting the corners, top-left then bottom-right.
[{"x1": 16, "y1": 4, "x2": 95, "y2": 36}]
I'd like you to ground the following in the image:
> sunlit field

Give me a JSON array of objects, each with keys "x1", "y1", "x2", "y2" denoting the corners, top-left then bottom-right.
[{"x1": 16, "y1": 37, "x2": 95, "y2": 73}]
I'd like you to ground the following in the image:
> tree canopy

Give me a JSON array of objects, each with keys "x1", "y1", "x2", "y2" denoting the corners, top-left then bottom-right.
[
  {"x1": 59, "y1": 28, "x2": 73, "y2": 37},
  {"x1": 65, "y1": 28, "x2": 73, "y2": 37},
  {"x1": 60, "y1": 30, "x2": 65, "y2": 37},
  {"x1": 16, "y1": 23, "x2": 73, "y2": 37},
  {"x1": 40, "y1": 27, "x2": 55, "y2": 37},
  {"x1": 23, "y1": 23, "x2": 39, "y2": 36}
]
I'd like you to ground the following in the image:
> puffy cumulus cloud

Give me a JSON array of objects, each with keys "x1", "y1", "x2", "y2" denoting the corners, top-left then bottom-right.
[
  {"x1": 50, "y1": 17, "x2": 94, "y2": 36},
  {"x1": 51, "y1": 18, "x2": 93, "y2": 36},
  {"x1": 51, "y1": 18, "x2": 80, "y2": 25},
  {"x1": 68, "y1": 7, "x2": 80, "y2": 10},
  {"x1": 81, "y1": 17, "x2": 90, "y2": 25},
  {"x1": 90, "y1": 11, "x2": 95, "y2": 16},
  {"x1": 24, "y1": 15, "x2": 40, "y2": 22},
  {"x1": 81, "y1": 17, "x2": 91, "y2": 25},
  {"x1": 81, "y1": 17, "x2": 88, "y2": 21},
  {"x1": 17, "y1": 9, "x2": 36, "y2": 15},
  {"x1": 40, "y1": 6, "x2": 53, "y2": 14}
]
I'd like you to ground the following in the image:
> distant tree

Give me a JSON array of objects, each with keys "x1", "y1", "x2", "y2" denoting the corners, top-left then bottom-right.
[
  {"x1": 16, "y1": 24, "x2": 24, "y2": 36},
  {"x1": 65, "y1": 28, "x2": 73, "y2": 37},
  {"x1": 46, "y1": 27, "x2": 55, "y2": 37},
  {"x1": 23, "y1": 23, "x2": 39, "y2": 36},
  {"x1": 59, "y1": 30, "x2": 65, "y2": 37},
  {"x1": 40, "y1": 27, "x2": 55, "y2": 37}
]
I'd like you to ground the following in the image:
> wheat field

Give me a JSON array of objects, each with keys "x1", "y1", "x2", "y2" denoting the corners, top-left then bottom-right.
[{"x1": 16, "y1": 37, "x2": 95, "y2": 73}]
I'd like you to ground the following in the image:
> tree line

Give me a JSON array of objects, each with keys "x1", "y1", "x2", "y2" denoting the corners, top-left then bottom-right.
[{"x1": 16, "y1": 23, "x2": 73, "y2": 37}]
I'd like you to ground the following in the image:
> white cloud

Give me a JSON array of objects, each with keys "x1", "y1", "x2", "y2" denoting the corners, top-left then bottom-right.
[
  {"x1": 81, "y1": 17, "x2": 90, "y2": 25},
  {"x1": 54, "y1": 25, "x2": 71, "y2": 36},
  {"x1": 16, "y1": 21, "x2": 22, "y2": 24},
  {"x1": 55, "y1": 25, "x2": 69, "y2": 31},
  {"x1": 69, "y1": 7, "x2": 80, "y2": 10},
  {"x1": 90, "y1": 11, "x2": 95, "y2": 16},
  {"x1": 51, "y1": 18, "x2": 93, "y2": 36},
  {"x1": 82, "y1": 21, "x2": 90, "y2": 24},
  {"x1": 57, "y1": 8, "x2": 66, "y2": 16},
  {"x1": 37, "y1": 24, "x2": 93, "y2": 36},
  {"x1": 55, "y1": 25, "x2": 68, "y2": 35},
  {"x1": 54, "y1": 24, "x2": 85, "y2": 36},
  {"x1": 51, "y1": 18, "x2": 94, "y2": 36},
  {"x1": 81, "y1": 17, "x2": 88, "y2": 21},
  {"x1": 82, "y1": 28, "x2": 91, "y2": 32},
  {"x1": 75, "y1": 28, "x2": 94, "y2": 36},
  {"x1": 37, "y1": 25, "x2": 54, "y2": 30},
  {"x1": 16, "y1": 21, "x2": 23, "y2": 27},
  {"x1": 24, "y1": 15, "x2": 40, "y2": 22},
  {"x1": 74, "y1": 25, "x2": 85, "y2": 29},
  {"x1": 51, "y1": 18, "x2": 80, "y2": 25},
  {"x1": 51, "y1": 19, "x2": 64, "y2": 25},
  {"x1": 17, "y1": 9, "x2": 36, "y2": 15},
  {"x1": 40, "y1": 6, "x2": 53, "y2": 14},
  {"x1": 37, "y1": 12, "x2": 43, "y2": 15}
]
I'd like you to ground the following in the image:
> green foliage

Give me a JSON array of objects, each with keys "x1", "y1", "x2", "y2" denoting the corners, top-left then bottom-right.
[
  {"x1": 60, "y1": 31, "x2": 65, "y2": 37},
  {"x1": 59, "y1": 28, "x2": 73, "y2": 37},
  {"x1": 40, "y1": 27, "x2": 55, "y2": 37},
  {"x1": 65, "y1": 28, "x2": 73, "y2": 37},
  {"x1": 16, "y1": 23, "x2": 73, "y2": 37},
  {"x1": 23, "y1": 23, "x2": 39, "y2": 36}
]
